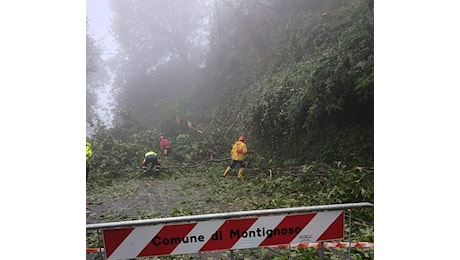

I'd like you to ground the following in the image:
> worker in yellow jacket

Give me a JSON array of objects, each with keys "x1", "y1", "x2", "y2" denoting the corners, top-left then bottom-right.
[
  {"x1": 223, "y1": 135, "x2": 248, "y2": 178},
  {"x1": 86, "y1": 141, "x2": 93, "y2": 182}
]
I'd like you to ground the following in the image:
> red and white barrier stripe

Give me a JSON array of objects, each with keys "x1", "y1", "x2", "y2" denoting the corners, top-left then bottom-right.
[
  {"x1": 275, "y1": 242, "x2": 374, "y2": 248},
  {"x1": 102, "y1": 211, "x2": 345, "y2": 260},
  {"x1": 86, "y1": 248, "x2": 104, "y2": 253}
]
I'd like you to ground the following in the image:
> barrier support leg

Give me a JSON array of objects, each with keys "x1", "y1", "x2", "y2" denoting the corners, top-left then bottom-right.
[
  {"x1": 348, "y1": 209, "x2": 352, "y2": 260},
  {"x1": 320, "y1": 242, "x2": 324, "y2": 260}
]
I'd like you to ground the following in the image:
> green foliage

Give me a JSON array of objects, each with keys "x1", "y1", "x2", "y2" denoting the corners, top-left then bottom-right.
[
  {"x1": 87, "y1": 160, "x2": 373, "y2": 259},
  {"x1": 202, "y1": 0, "x2": 374, "y2": 167},
  {"x1": 87, "y1": 110, "x2": 164, "y2": 182},
  {"x1": 171, "y1": 207, "x2": 193, "y2": 217},
  {"x1": 173, "y1": 134, "x2": 197, "y2": 161}
]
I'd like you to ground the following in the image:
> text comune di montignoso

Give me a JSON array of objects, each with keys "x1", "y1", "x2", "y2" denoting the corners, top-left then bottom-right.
[{"x1": 151, "y1": 226, "x2": 303, "y2": 246}]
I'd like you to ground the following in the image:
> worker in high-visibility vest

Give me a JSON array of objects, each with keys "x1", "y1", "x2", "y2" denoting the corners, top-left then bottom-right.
[
  {"x1": 86, "y1": 141, "x2": 93, "y2": 182},
  {"x1": 86, "y1": 141, "x2": 93, "y2": 214},
  {"x1": 141, "y1": 151, "x2": 161, "y2": 174}
]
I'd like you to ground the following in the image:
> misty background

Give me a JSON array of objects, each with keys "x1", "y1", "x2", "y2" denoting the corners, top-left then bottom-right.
[
  {"x1": 86, "y1": 0, "x2": 213, "y2": 132},
  {"x1": 86, "y1": 0, "x2": 377, "y2": 166}
]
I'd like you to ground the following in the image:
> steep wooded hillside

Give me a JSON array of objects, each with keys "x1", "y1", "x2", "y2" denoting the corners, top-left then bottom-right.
[{"x1": 191, "y1": 0, "x2": 373, "y2": 167}]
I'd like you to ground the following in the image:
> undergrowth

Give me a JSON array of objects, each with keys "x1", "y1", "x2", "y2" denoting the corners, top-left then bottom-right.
[{"x1": 86, "y1": 161, "x2": 373, "y2": 260}]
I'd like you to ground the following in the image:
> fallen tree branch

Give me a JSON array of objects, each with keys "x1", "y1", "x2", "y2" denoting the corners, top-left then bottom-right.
[
  {"x1": 223, "y1": 119, "x2": 237, "y2": 139},
  {"x1": 162, "y1": 160, "x2": 373, "y2": 179}
]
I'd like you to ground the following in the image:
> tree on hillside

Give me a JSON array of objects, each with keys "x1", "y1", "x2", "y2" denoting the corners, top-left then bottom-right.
[
  {"x1": 86, "y1": 19, "x2": 109, "y2": 126},
  {"x1": 108, "y1": 0, "x2": 211, "y2": 126}
]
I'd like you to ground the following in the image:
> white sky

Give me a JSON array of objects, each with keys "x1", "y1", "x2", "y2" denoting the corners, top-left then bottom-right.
[{"x1": 86, "y1": 0, "x2": 117, "y2": 56}]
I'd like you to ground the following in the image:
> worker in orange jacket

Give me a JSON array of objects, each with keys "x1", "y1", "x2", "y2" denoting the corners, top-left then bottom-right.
[{"x1": 223, "y1": 135, "x2": 248, "y2": 178}]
